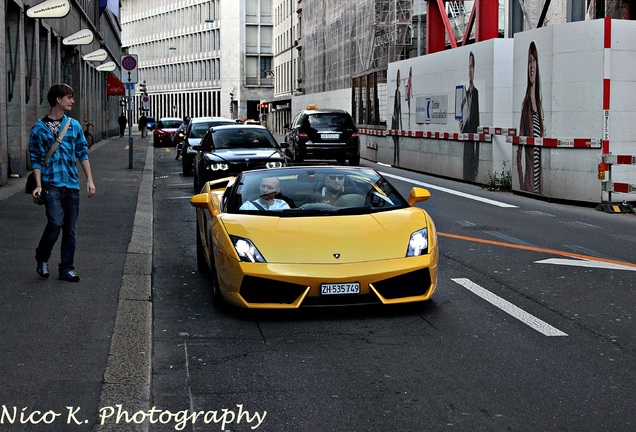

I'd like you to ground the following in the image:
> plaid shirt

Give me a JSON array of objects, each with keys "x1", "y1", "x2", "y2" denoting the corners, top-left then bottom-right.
[{"x1": 28, "y1": 115, "x2": 88, "y2": 190}]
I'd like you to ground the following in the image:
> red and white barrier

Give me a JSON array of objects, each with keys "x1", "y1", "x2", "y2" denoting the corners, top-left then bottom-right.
[
  {"x1": 508, "y1": 136, "x2": 602, "y2": 149},
  {"x1": 601, "y1": 153, "x2": 636, "y2": 195}
]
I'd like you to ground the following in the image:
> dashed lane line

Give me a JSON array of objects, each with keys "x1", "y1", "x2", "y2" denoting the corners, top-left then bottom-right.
[{"x1": 451, "y1": 278, "x2": 568, "y2": 337}]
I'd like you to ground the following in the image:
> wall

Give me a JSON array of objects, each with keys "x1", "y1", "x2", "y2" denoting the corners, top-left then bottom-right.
[
  {"x1": 366, "y1": 39, "x2": 515, "y2": 185},
  {"x1": 1, "y1": 1, "x2": 123, "y2": 186},
  {"x1": 360, "y1": 19, "x2": 635, "y2": 204},
  {"x1": 291, "y1": 88, "x2": 352, "y2": 117}
]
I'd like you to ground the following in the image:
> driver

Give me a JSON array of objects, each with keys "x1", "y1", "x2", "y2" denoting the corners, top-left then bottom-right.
[
  {"x1": 240, "y1": 177, "x2": 290, "y2": 211},
  {"x1": 319, "y1": 173, "x2": 356, "y2": 205}
]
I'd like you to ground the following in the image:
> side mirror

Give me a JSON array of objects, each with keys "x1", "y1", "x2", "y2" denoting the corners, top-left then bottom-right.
[
  {"x1": 278, "y1": 142, "x2": 289, "y2": 148},
  {"x1": 191, "y1": 144, "x2": 201, "y2": 151},
  {"x1": 407, "y1": 187, "x2": 431, "y2": 206},
  {"x1": 189, "y1": 193, "x2": 210, "y2": 209}
]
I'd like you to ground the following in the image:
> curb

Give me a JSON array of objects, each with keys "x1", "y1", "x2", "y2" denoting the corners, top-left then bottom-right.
[{"x1": 94, "y1": 143, "x2": 154, "y2": 432}]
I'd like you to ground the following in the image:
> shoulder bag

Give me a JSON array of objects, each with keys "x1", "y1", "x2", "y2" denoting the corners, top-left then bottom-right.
[{"x1": 25, "y1": 118, "x2": 72, "y2": 204}]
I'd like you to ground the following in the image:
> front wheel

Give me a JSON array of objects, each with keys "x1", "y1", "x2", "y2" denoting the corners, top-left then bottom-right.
[
  {"x1": 293, "y1": 147, "x2": 304, "y2": 163},
  {"x1": 86, "y1": 134, "x2": 94, "y2": 149},
  {"x1": 182, "y1": 156, "x2": 193, "y2": 176},
  {"x1": 196, "y1": 225, "x2": 208, "y2": 273}
]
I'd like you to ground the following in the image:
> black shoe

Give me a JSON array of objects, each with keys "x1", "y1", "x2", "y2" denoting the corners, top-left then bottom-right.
[
  {"x1": 37, "y1": 261, "x2": 50, "y2": 279},
  {"x1": 59, "y1": 268, "x2": 80, "y2": 282}
]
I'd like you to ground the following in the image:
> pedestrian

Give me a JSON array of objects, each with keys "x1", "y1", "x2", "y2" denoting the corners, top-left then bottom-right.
[
  {"x1": 118, "y1": 113, "x2": 127, "y2": 137},
  {"x1": 28, "y1": 83, "x2": 96, "y2": 282},
  {"x1": 138, "y1": 114, "x2": 148, "y2": 138}
]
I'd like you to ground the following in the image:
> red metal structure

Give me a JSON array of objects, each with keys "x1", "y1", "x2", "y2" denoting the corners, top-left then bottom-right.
[{"x1": 426, "y1": 0, "x2": 499, "y2": 54}]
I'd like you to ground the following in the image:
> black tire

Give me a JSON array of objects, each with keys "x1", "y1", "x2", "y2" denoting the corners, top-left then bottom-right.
[
  {"x1": 196, "y1": 216, "x2": 225, "y2": 309},
  {"x1": 210, "y1": 265, "x2": 225, "y2": 309},
  {"x1": 196, "y1": 224, "x2": 208, "y2": 273},
  {"x1": 349, "y1": 155, "x2": 360, "y2": 166},
  {"x1": 293, "y1": 147, "x2": 304, "y2": 163},
  {"x1": 182, "y1": 156, "x2": 193, "y2": 176},
  {"x1": 87, "y1": 134, "x2": 94, "y2": 149},
  {"x1": 193, "y1": 174, "x2": 199, "y2": 192}
]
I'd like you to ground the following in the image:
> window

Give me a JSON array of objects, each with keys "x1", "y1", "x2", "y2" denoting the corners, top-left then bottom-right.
[
  {"x1": 246, "y1": 0, "x2": 257, "y2": 16},
  {"x1": 246, "y1": 26, "x2": 258, "y2": 50},
  {"x1": 260, "y1": 57, "x2": 272, "y2": 78}
]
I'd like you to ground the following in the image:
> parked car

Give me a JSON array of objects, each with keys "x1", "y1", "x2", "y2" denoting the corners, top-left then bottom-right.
[
  {"x1": 181, "y1": 117, "x2": 235, "y2": 176},
  {"x1": 283, "y1": 106, "x2": 360, "y2": 165},
  {"x1": 189, "y1": 166, "x2": 438, "y2": 309},
  {"x1": 192, "y1": 124, "x2": 287, "y2": 192},
  {"x1": 153, "y1": 117, "x2": 183, "y2": 147},
  {"x1": 145, "y1": 116, "x2": 157, "y2": 130}
]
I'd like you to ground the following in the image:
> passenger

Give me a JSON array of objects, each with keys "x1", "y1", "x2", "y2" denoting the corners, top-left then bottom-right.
[
  {"x1": 240, "y1": 177, "x2": 291, "y2": 211},
  {"x1": 318, "y1": 173, "x2": 357, "y2": 205}
]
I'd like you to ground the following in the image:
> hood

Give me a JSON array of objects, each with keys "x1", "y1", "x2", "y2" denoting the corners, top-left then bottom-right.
[
  {"x1": 207, "y1": 148, "x2": 283, "y2": 162},
  {"x1": 156, "y1": 127, "x2": 178, "y2": 134},
  {"x1": 219, "y1": 208, "x2": 429, "y2": 264}
]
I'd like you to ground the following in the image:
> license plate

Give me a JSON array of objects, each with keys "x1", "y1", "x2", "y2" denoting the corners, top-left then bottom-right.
[
  {"x1": 321, "y1": 133, "x2": 339, "y2": 139},
  {"x1": 321, "y1": 282, "x2": 360, "y2": 295}
]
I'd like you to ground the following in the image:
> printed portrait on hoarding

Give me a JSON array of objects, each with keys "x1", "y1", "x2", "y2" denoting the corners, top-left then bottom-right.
[
  {"x1": 391, "y1": 69, "x2": 402, "y2": 165},
  {"x1": 406, "y1": 66, "x2": 413, "y2": 129},
  {"x1": 459, "y1": 51, "x2": 480, "y2": 181},
  {"x1": 518, "y1": 41, "x2": 545, "y2": 194}
]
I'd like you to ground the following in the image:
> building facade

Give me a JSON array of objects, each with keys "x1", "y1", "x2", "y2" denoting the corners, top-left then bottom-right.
[
  {"x1": 0, "y1": 0, "x2": 124, "y2": 186},
  {"x1": 121, "y1": 0, "x2": 274, "y2": 124}
]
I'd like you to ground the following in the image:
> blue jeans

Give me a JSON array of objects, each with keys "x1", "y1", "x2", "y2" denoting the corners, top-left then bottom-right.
[{"x1": 36, "y1": 185, "x2": 80, "y2": 270}]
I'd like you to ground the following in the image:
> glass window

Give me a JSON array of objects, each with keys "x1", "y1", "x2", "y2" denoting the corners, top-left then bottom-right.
[
  {"x1": 260, "y1": 26, "x2": 272, "y2": 49},
  {"x1": 246, "y1": 26, "x2": 258, "y2": 48},
  {"x1": 246, "y1": 0, "x2": 257, "y2": 16}
]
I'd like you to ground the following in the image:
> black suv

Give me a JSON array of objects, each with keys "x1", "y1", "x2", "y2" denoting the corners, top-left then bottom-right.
[{"x1": 283, "y1": 107, "x2": 360, "y2": 165}]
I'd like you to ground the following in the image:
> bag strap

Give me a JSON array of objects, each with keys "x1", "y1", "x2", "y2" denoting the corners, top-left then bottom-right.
[{"x1": 43, "y1": 117, "x2": 71, "y2": 165}]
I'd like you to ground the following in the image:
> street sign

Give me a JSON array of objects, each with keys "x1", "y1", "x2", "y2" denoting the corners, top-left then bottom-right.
[
  {"x1": 142, "y1": 95, "x2": 150, "y2": 111},
  {"x1": 120, "y1": 54, "x2": 139, "y2": 84}
]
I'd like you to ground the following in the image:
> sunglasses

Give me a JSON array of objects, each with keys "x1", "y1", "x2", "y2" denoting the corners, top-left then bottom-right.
[{"x1": 327, "y1": 175, "x2": 345, "y2": 181}]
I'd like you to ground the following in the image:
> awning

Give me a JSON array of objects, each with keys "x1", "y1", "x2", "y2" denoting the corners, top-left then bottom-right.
[{"x1": 106, "y1": 72, "x2": 125, "y2": 95}]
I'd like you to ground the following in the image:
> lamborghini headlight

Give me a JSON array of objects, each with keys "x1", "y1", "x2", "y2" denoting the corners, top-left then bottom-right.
[
  {"x1": 266, "y1": 161, "x2": 283, "y2": 169},
  {"x1": 230, "y1": 235, "x2": 266, "y2": 263},
  {"x1": 406, "y1": 228, "x2": 428, "y2": 257}
]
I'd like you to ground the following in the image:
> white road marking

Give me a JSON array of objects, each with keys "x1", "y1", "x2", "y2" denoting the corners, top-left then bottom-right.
[
  {"x1": 451, "y1": 278, "x2": 568, "y2": 337},
  {"x1": 380, "y1": 172, "x2": 518, "y2": 208},
  {"x1": 536, "y1": 258, "x2": 636, "y2": 272}
]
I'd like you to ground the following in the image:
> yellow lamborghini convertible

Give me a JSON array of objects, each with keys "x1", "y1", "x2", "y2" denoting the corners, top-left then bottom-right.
[{"x1": 190, "y1": 166, "x2": 438, "y2": 309}]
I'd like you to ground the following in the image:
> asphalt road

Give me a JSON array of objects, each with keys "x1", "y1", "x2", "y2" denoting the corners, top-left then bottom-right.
[{"x1": 151, "y1": 146, "x2": 635, "y2": 432}]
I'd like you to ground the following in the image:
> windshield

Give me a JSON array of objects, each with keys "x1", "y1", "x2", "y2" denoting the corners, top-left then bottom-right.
[
  {"x1": 190, "y1": 120, "x2": 235, "y2": 138},
  {"x1": 160, "y1": 120, "x2": 182, "y2": 128},
  {"x1": 304, "y1": 113, "x2": 354, "y2": 130},
  {"x1": 212, "y1": 128, "x2": 277, "y2": 150},
  {"x1": 226, "y1": 167, "x2": 408, "y2": 216}
]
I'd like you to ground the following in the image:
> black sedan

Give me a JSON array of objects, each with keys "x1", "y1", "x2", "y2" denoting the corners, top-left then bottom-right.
[{"x1": 192, "y1": 125, "x2": 287, "y2": 192}]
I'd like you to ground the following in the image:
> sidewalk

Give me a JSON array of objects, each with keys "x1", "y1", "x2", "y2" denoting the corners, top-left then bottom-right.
[{"x1": 0, "y1": 131, "x2": 153, "y2": 431}]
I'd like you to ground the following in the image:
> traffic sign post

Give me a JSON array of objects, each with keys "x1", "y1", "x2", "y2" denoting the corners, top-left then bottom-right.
[{"x1": 121, "y1": 54, "x2": 139, "y2": 169}]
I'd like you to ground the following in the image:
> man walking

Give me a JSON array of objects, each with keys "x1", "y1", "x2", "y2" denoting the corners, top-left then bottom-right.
[
  {"x1": 118, "y1": 113, "x2": 127, "y2": 137},
  {"x1": 138, "y1": 114, "x2": 148, "y2": 138},
  {"x1": 28, "y1": 83, "x2": 96, "y2": 282}
]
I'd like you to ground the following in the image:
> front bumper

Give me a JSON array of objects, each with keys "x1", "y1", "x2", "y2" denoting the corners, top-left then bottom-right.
[{"x1": 215, "y1": 252, "x2": 438, "y2": 309}]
